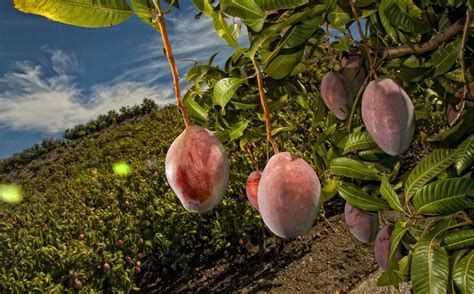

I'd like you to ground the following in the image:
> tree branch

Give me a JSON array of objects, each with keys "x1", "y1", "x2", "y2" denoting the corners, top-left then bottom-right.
[
  {"x1": 384, "y1": 17, "x2": 466, "y2": 58},
  {"x1": 450, "y1": 10, "x2": 472, "y2": 126},
  {"x1": 305, "y1": 16, "x2": 466, "y2": 67}
]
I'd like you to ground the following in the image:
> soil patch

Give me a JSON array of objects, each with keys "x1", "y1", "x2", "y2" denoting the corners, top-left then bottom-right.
[{"x1": 139, "y1": 214, "x2": 388, "y2": 293}]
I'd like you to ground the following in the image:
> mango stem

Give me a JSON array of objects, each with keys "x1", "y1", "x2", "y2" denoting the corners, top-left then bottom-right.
[
  {"x1": 252, "y1": 58, "x2": 279, "y2": 155},
  {"x1": 153, "y1": 0, "x2": 191, "y2": 128}
]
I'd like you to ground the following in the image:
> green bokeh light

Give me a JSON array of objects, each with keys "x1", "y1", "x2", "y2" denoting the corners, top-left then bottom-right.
[
  {"x1": 113, "y1": 161, "x2": 132, "y2": 176},
  {"x1": 0, "y1": 184, "x2": 23, "y2": 204}
]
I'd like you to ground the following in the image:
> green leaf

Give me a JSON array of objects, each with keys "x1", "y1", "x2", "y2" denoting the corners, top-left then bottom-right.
[
  {"x1": 380, "y1": 177, "x2": 404, "y2": 213},
  {"x1": 131, "y1": 0, "x2": 158, "y2": 27},
  {"x1": 358, "y1": 147, "x2": 386, "y2": 161},
  {"x1": 321, "y1": 179, "x2": 340, "y2": 202},
  {"x1": 453, "y1": 251, "x2": 474, "y2": 294},
  {"x1": 398, "y1": 254, "x2": 412, "y2": 279},
  {"x1": 191, "y1": 0, "x2": 214, "y2": 16},
  {"x1": 13, "y1": 0, "x2": 133, "y2": 28},
  {"x1": 377, "y1": 268, "x2": 403, "y2": 286},
  {"x1": 412, "y1": 178, "x2": 474, "y2": 215},
  {"x1": 186, "y1": 65, "x2": 225, "y2": 82},
  {"x1": 382, "y1": 0, "x2": 431, "y2": 33},
  {"x1": 443, "y1": 230, "x2": 474, "y2": 251},
  {"x1": 445, "y1": 68, "x2": 466, "y2": 83},
  {"x1": 455, "y1": 135, "x2": 474, "y2": 175},
  {"x1": 281, "y1": 15, "x2": 322, "y2": 49},
  {"x1": 338, "y1": 131, "x2": 377, "y2": 155},
  {"x1": 330, "y1": 157, "x2": 380, "y2": 180},
  {"x1": 221, "y1": 0, "x2": 266, "y2": 32},
  {"x1": 379, "y1": 0, "x2": 400, "y2": 42},
  {"x1": 337, "y1": 181, "x2": 390, "y2": 211},
  {"x1": 182, "y1": 93, "x2": 209, "y2": 122},
  {"x1": 448, "y1": 250, "x2": 470, "y2": 293},
  {"x1": 213, "y1": 78, "x2": 243, "y2": 108},
  {"x1": 429, "y1": 38, "x2": 462, "y2": 77},
  {"x1": 228, "y1": 120, "x2": 249, "y2": 141},
  {"x1": 390, "y1": 221, "x2": 408, "y2": 262},
  {"x1": 395, "y1": 67, "x2": 434, "y2": 83},
  {"x1": 327, "y1": 5, "x2": 350, "y2": 27},
  {"x1": 264, "y1": 49, "x2": 304, "y2": 80},
  {"x1": 404, "y1": 149, "x2": 457, "y2": 201},
  {"x1": 411, "y1": 219, "x2": 452, "y2": 294},
  {"x1": 429, "y1": 109, "x2": 474, "y2": 146},
  {"x1": 230, "y1": 101, "x2": 256, "y2": 110},
  {"x1": 212, "y1": 11, "x2": 239, "y2": 48},
  {"x1": 337, "y1": 34, "x2": 351, "y2": 52},
  {"x1": 255, "y1": 0, "x2": 308, "y2": 10},
  {"x1": 355, "y1": 0, "x2": 377, "y2": 7},
  {"x1": 314, "y1": 124, "x2": 337, "y2": 146},
  {"x1": 247, "y1": 4, "x2": 326, "y2": 58},
  {"x1": 271, "y1": 126, "x2": 294, "y2": 136},
  {"x1": 312, "y1": 94, "x2": 326, "y2": 128}
]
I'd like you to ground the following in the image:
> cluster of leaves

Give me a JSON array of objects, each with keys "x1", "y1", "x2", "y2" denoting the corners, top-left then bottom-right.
[
  {"x1": 322, "y1": 127, "x2": 473, "y2": 292},
  {"x1": 186, "y1": 0, "x2": 474, "y2": 291}
]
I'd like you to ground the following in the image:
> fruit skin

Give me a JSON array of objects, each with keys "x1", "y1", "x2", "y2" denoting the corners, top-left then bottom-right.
[
  {"x1": 258, "y1": 152, "x2": 321, "y2": 238},
  {"x1": 102, "y1": 263, "x2": 110, "y2": 271},
  {"x1": 362, "y1": 78, "x2": 415, "y2": 156},
  {"x1": 341, "y1": 55, "x2": 367, "y2": 96},
  {"x1": 73, "y1": 278, "x2": 82, "y2": 290},
  {"x1": 374, "y1": 223, "x2": 403, "y2": 270},
  {"x1": 453, "y1": 81, "x2": 474, "y2": 102},
  {"x1": 246, "y1": 170, "x2": 261, "y2": 210},
  {"x1": 344, "y1": 203, "x2": 379, "y2": 244},
  {"x1": 165, "y1": 125, "x2": 230, "y2": 213},
  {"x1": 320, "y1": 71, "x2": 354, "y2": 120}
]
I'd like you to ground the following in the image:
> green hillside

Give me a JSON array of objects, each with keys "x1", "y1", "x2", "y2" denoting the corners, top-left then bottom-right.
[{"x1": 0, "y1": 97, "x2": 316, "y2": 292}]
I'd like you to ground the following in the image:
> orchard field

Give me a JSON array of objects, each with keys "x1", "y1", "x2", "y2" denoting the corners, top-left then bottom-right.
[{"x1": 1, "y1": 0, "x2": 474, "y2": 293}]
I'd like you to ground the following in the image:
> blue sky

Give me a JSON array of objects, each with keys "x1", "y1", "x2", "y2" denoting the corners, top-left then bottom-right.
[{"x1": 0, "y1": 1, "x2": 243, "y2": 158}]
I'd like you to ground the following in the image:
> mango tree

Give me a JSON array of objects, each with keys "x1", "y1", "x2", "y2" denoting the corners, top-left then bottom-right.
[{"x1": 14, "y1": 0, "x2": 474, "y2": 292}]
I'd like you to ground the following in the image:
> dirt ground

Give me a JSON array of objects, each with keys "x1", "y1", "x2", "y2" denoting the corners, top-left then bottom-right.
[{"x1": 138, "y1": 213, "x2": 404, "y2": 293}]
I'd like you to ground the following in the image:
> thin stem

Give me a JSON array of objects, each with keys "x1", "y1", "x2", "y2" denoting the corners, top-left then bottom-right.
[
  {"x1": 321, "y1": 214, "x2": 338, "y2": 233},
  {"x1": 251, "y1": 58, "x2": 279, "y2": 155},
  {"x1": 460, "y1": 10, "x2": 472, "y2": 102},
  {"x1": 348, "y1": 0, "x2": 378, "y2": 80},
  {"x1": 162, "y1": 0, "x2": 176, "y2": 14},
  {"x1": 325, "y1": 21, "x2": 332, "y2": 54},
  {"x1": 347, "y1": 72, "x2": 370, "y2": 132},
  {"x1": 450, "y1": 11, "x2": 472, "y2": 126},
  {"x1": 246, "y1": 145, "x2": 260, "y2": 171},
  {"x1": 152, "y1": 0, "x2": 190, "y2": 128}
]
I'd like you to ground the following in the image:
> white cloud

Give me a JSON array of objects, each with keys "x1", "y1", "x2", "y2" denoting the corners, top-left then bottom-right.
[
  {"x1": 0, "y1": 50, "x2": 173, "y2": 133},
  {"x1": 0, "y1": 12, "x2": 247, "y2": 134},
  {"x1": 115, "y1": 13, "x2": 248, "y2": 85},
  {"x1": 47, "y1": 46, "x2": 80, "y2": 75}
]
